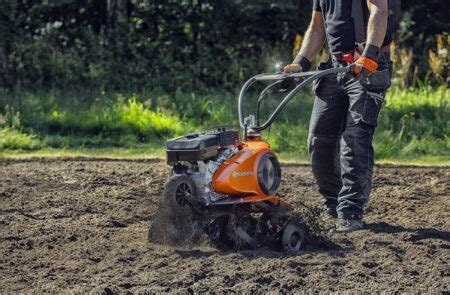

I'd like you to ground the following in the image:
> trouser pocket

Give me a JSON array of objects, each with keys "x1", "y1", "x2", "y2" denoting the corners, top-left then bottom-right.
[
  {"x1": 361, "y1": 91, "x2": 385, "y2": 126},
  {"x1": 360, "y1": 66, "x2": 392, "y2": 91},
  {"x1": 359, "y1": 62, "x2": 391, "y2": 126}
]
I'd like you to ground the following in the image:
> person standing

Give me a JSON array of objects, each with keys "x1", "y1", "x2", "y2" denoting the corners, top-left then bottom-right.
[{"x1": 284, "y1": 0, "x2": 392, "y2": 233}]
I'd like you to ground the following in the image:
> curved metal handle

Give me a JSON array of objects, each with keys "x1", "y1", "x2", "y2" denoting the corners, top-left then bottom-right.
[{"x1": 238, "y1": 66, "x2": 352, "y2": 131}]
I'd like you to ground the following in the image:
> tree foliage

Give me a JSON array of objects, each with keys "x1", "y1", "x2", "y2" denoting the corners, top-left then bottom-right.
[{"x1": 0, "y1": 0, "x2": 447, "y2": 91}]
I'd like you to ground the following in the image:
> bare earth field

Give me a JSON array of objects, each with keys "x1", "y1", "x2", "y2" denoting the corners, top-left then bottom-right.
[{"x1": 0, "y1": 158, "x2": 449, "y2": 293}]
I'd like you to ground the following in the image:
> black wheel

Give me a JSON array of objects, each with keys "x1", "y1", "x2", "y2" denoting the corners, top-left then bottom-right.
[
  {"x1": 148, "y1": 174, "x2": 200, "y2": 244},
  {"x1": 282, "y1": 222, "x2": 305, "y2": 252},
  {"x1": 163, "y1": 174, "x2": 197, "y2": 214}
]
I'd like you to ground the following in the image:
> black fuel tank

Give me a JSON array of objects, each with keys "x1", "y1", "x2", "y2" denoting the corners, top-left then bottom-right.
[{"x1": 166, "y1": 130, "x2": 238, "y2": 164}]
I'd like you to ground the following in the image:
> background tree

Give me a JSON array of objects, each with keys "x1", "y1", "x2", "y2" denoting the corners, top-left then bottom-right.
[{"x1": 0, "y1": 0, "x2": 447, "y2": 91}]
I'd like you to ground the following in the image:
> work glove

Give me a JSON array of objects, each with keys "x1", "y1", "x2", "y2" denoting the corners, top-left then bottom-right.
[
  {"x1": 282, "y1": 55, "x2": 311, "y2": 90},
  {"x1": 353, "y1": 44, "x2": 380, "y2": 79},
  {"x1": 284, "y1": 55, "x2": 311, "y2": 74},
  {"x1": 284, "y1": 63, "x2": 303, "y2": 74}
]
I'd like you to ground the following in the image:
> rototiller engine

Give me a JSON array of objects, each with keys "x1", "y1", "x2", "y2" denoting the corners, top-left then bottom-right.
[{"x1": 149, "y1": 65, "x2": 351, "y2": 252}]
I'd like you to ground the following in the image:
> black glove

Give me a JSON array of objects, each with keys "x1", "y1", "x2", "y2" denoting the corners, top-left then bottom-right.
[
  {"x1": 353, "y1": 44, "x2": 380, "y2": 79},
  {"x1": 281, "y1": 55, "x2": 311, "y2": 90}
]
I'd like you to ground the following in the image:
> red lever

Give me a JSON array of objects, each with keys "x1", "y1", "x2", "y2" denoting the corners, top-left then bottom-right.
[{"x1": 343, "y1": 53, "x2": 354, "y2": 65}]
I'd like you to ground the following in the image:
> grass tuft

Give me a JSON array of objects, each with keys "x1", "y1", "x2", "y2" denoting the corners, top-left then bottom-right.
[{"x1": 0, "y1": 128, "x2": 41, "y2": 150}]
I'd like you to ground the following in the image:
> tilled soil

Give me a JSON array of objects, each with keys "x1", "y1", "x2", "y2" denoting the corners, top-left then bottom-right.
[{"x1": 0, "y1": 158, "x2": 449, "y2": 293}]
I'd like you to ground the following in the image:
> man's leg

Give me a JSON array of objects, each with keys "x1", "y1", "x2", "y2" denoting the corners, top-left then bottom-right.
[
  {"x1": 308, "y1": 75, "x2": 347, "y2": 215},
  {"x1": 338, "y1": 121, "x2": 375, "y2": 219},
  {"x1": 336, "y1": 79, "x2": 385, "y2": 224}
]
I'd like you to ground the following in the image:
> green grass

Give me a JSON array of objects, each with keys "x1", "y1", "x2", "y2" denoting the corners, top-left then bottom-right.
[
  {"x1": 2, "y1": 145, "x2": 449, "y2": 166},
  {"x1": 0, "y1": 128, "x2": 41, "y2": 150},
  {"x1": 0, "y1": 143, "x2": 165, "y2": 160},
  {"x1": 385, "y1": 85, "x2": 449, "y2": 108},
  {"x1": 0, "y1": 85, "x2": 449, "y2": 165},
  {"x1": 41, "y1": 95, "x2": 184, "y2": 142},
  {"x1": 374, "y1": 85, "x2": 449, "y2": 159}
]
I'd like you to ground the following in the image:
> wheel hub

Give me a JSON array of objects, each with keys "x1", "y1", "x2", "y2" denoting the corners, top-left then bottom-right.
[
  {"x1": 290, "y1": 233, "x2": 300, "y2": 248},
  {"x1": 175, "y1": 182, "x2": 192, "y2": 207}
]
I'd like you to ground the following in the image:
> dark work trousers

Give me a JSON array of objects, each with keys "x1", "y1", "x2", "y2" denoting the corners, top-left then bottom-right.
[{"x1": 308, "y1": 54, "x2": 392, "y2": 220}]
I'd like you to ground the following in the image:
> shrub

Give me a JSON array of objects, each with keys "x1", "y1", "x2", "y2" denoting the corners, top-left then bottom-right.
[
  {"x1": 45, "y1": 95, "x2": 183, "y2": 141},
  {"x1": 0, "y1": 128, "x2": 41, "y2": 150}
]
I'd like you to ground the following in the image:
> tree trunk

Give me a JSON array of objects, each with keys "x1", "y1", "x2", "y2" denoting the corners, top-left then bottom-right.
[
  {"x1": 0, "y1": 44, "x2": 9, "y2": 88},
  {"x1": 0, "y1": 1, "x2": 13, "y2": 88},
  {"x1": 389, "y1": 0, "x2": 402, "y2": 41},
  {"x1": 107, "y1": 0, "x2": 128, "y2": 56}
]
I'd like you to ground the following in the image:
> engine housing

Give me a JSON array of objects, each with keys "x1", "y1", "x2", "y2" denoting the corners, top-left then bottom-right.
[
  {"x1": 166, "y1": 129, "x2": 239, "y2": 204},
  {"x1": 166, "y1": 129, "x2": 239, "y2": 164},
  {"x1": 165, "y1": 129, "x2": 281, "y2": 206}
]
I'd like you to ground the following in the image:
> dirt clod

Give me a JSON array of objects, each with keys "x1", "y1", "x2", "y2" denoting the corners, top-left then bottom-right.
[{"x1": 0, "y1": 159, "x2": 449, "y2": 292}]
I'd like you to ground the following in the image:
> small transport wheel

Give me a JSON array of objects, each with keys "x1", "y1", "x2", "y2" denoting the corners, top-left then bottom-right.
[
  {"x1": 163, "y1": 174, "x2": 197, "y2": 214},
  {"x1": 282, "y1": 222, "x2": 305, "y2": 252},
  {"x1": 148, "y1": 174, "x2": 200, "y2": 244}
]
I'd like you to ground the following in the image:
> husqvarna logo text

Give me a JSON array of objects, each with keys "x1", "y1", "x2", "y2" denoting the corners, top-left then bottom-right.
[{"x1": 232, "y1": 171, "x2": 254, "y2": 178}]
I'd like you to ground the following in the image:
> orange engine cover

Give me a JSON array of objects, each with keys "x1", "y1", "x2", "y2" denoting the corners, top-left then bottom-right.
[{"x1": 212, "y1": 140, "x2": 280, "y2": 197}]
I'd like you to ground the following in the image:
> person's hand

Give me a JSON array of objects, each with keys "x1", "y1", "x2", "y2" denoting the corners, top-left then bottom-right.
[
  {"x1": 281, "y1": 64, "x2": 302, "y2": 90},
  {"x1": 353, "y1": 56, "x2": 378, "y2": 79},
  {"x1": 284, "y1": 63, "x2": 303, "y2": 75},
  {"x1": 353, "y1": 44, "x2": 380, "y2": 79}
]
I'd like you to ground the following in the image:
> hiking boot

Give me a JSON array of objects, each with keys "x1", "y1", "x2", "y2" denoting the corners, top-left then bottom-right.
[{"x1": 329, "y1": 218, "x2": 363, "y2": 234}]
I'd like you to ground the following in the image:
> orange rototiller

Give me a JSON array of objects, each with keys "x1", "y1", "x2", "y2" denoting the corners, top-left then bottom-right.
[{"x1": 150, "y1": 65, "x2": 351, "y2": 251}]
